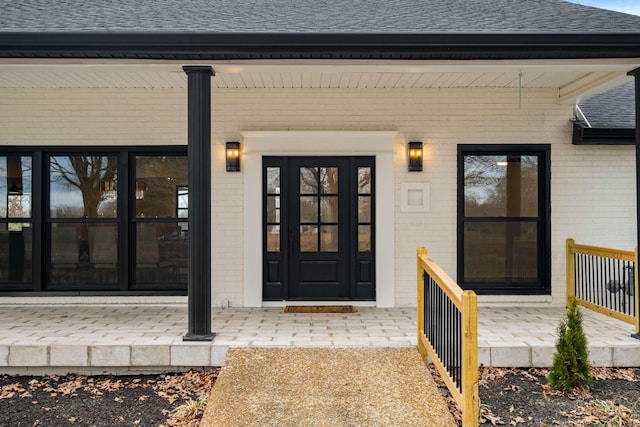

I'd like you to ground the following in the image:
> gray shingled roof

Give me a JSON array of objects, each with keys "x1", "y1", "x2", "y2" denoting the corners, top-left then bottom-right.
[
  {"x1": 579, "y1": 82, "x2": 636, "y2": 129},
  {"x1": 2, "y1": 0, "x2": 640, "y2": 33}
]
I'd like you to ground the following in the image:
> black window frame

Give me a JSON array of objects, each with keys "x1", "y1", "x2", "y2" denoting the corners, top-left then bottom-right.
[
  {"x1": 457, "y1": 144, "x2": 551, "y2": 295},
  {"x1": 0, "y1": 145, "x2": 187, "y2": 296},
  {"x1": 131, "y1": 154, "x2": 189, "y2": 291},
  {"x1": 0, "y1": 152, "x2": 41, "y2": 291}
]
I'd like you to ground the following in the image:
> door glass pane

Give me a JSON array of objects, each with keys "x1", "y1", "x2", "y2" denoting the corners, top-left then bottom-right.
[
  {"x1": 358, "y1": 167, "x2": 371, "y2": 194},
  {"x1": 0, "y1": 223, "x2": 32, "y2": 284},
  {"x1": 50, "y1": 223, "x2": 118, "y2": 285},
  {"x1": 464, "y1": 155, "x2": 538, "y2": 217},
  {"x1": 300, "y1": 167, "x2": 318, "y2": 194},
  {"x1": 267, "y1": 196, "x2": 280, "y2": 223},
  {"x1": 135, "y1": 156, "x2": 188, "y2": 218},
  {"x1": 267, "y1": 167, "x2": 280, "y2": 194},
  {"x1": 50, "y1": 156, "x2": 118, "y2": 218},
  {"x1": 358, "y1": 196, "x2": 371, "y2": 223},
  {"x1": 358, "y1": 225, "x2": 371, "y2": 252},
  {"x1": 177, "y1": 186, "x2": 188, "y2": 218},
  {"x1": 320, "y1": 196, "x2": 338, "y2": 223},
  {"x1": 300, "y1": 225, "x2": 318, "y2": 252},
  {"x1": 463, "y1": 222, "x2": 538, "y2": 283},
  {"x1": 0, "y1": 156, "x2": 32, "y2": 219},
  {"x1": 320, "y1": 225, "x2": 338, "y2": 252},
  {"x1": 320, "y1": 167, "x2": 338, "y2": 194},
  {"x1": 135, "y1": 222, "x2": 188, "y2": 286},
  {"x1": 267, "y1": 225, "x2": 280, "y2": 252},
  {"x1": 300, "y1": 196, "x2": 318, "y2": 222}
]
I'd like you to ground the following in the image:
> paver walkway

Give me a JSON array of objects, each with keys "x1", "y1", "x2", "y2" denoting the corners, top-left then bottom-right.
[
  {"x1": 0, "y1": 305, "x2": 638, "y2": 372},
  {"x1": 201, "y1": 347, "x2": 456, "y2": 427}
]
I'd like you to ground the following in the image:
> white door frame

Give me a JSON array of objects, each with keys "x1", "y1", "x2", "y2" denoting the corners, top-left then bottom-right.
[{"x1": 241, "y1": 131, "x2": 396, "y2": 307}]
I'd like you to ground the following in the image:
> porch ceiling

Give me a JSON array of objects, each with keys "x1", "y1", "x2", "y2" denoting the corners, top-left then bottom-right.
[{"x1": 0, "y1": 59, "x2": 638, "y2": 103}]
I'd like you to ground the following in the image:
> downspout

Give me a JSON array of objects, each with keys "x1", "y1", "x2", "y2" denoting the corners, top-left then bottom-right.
[{"x1": 628, "y1": 67, "x2": 640, "y2": 339}]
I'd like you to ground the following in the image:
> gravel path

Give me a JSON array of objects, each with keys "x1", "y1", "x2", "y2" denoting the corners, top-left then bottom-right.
[{"x1": 201, "y1": 347, "x2": 456, "y2": 427}]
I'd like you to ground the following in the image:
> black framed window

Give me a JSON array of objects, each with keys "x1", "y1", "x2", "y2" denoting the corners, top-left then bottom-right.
[
  {"x1": 0, "y1": 156, "x2": 34, "y2": 290},
  {"x1": 133, "y1": 156, "x2": 188, "y2": 290},
  {"x1": 47, "y1": 155, "x2": 120, "y2": 289},
  {"x1": 457, "y1": 145, "x2": 550, "y2": 295},
  {"x1": 0, "y1": 146, "x2": 187, "y2": 295}
]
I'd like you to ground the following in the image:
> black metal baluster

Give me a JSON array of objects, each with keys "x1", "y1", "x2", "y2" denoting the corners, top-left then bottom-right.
[
  {"x1": 592, "y1": 255, "x2": 597, "y2": 305},
  {"x1": 445, "y1": 300, "x2": 450, "y2": 380},
  {"x1": 456, "y1": 310, "x2": 462, "y2": 391},
  {"x1": 576, "y1": 253, "x2": 581, "y2": 300},
  {"x1": 426, "y1": 276, "x2": 432, "y2": 344}
]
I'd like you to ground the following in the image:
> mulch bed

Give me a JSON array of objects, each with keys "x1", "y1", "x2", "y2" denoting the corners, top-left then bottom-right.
[
  {"x1": 1, "y1": 365, "x2": 639, "y2": 426},
  {"x1": 0, "y1": 370, "x2": 218, "y2": 427},
  {"x1": 431, "y1": 365, "x2": 640, "y2": 426}
]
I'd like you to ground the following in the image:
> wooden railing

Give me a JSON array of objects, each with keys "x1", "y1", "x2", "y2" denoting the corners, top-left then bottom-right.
[
  {"x1": 417, "y1": 247, "x2": 479, "y2": 427},
  {"x1": 567, "y1": 238, "x2": 640, "y2": 337}
]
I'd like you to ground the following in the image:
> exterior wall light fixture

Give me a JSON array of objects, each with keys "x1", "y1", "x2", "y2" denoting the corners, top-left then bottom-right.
[
  {"x1": 226, "y1": 142, "x2": 241, "y2": 172},
  {"x1": 408, "y1": 141, "x2": 423, "y2": 172}
]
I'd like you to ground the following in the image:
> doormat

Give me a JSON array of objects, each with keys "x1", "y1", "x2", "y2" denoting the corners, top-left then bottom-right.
[{"x1": 283, "y1": 305, "x2": 357, "y2": 314}]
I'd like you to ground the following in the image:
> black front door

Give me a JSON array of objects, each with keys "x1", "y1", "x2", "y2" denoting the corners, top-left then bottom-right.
[{"x1": 263, "y1": 156, "x2": 375, "y2": 301}]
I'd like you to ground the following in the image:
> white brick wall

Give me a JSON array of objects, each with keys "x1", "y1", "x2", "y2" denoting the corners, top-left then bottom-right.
[{"x1": 0, "y1": 86, "x2": 635, "y2": 307}]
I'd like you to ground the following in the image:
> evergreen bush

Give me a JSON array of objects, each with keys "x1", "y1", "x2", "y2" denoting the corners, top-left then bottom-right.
[{"x1": 547, "y1": 298, "x2": 592, "y2": 392}]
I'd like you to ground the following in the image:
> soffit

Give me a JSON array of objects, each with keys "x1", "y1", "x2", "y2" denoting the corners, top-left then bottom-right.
[{"x1": 0, "y1": 60, "x2": 636, "y2": 102}]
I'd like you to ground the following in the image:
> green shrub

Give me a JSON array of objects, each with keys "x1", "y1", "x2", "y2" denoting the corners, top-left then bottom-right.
[{"x1": 547, "y1": 298, "x2": 592, "y2": 392}]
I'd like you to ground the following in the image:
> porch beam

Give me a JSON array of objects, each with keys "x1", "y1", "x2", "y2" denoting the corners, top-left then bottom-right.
[
  {"x1": 557, "y1": 71, "x2": 626, "y2": 104},
  {"x1": 629, "y1": 66, "x2": 640, "y2": 340},
  {"x1": 183, "y1": 65, "x2": 215, "y2": 341}
]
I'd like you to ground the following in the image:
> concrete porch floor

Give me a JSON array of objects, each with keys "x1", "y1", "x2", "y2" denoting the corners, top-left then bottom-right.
[{"x1": 0, "y1": 305, "x2": 638, "y2": 374}]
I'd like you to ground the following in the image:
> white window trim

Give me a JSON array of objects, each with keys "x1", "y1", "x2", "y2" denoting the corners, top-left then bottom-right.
[{"x1": 241, "y1": 131, "x2": 396, "y2": 307}]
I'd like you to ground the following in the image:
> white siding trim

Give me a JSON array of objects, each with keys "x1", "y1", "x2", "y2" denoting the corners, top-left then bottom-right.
[{"x1": 241, "y1": 131, "x2": 397, "y2": 307}]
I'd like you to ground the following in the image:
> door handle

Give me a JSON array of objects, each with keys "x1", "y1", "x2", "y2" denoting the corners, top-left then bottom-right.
[{"x1": 289, "y1": 236, "x2": 294, "y2": 256}]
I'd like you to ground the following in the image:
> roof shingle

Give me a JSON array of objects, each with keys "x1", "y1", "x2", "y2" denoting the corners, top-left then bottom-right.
[
  {"x1": 579, "y1": 81, "x2": 636, "y2": 129},
  {"x1": 1, "y1": 0, "x2": 640, "y2": 33}
]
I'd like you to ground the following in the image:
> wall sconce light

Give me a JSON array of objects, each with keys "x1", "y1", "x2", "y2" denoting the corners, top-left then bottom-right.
[
  {"x1": 408, "y1": 141, "x2": 423, "y2": 172},
  {"x1": 226, "y1": 142, "x2": 241, "y2": 172},
  {"x1": 8, "y1": 181, "x2": 22, "y2": 195}
]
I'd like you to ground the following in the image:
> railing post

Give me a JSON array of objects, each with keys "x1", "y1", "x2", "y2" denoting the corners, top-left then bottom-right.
[
  {"x1": 461, "y1": 291, "x2": 479, "y2": 427},
  {"x1": 417, "y1": 247, "x2": 427, "y2": 363},
  {"x1": 566, "y1": 238, "x2": 576, "y2": 308},
  {"x1": 634, "y1": 247, "x2": 640, "y2": 338}
]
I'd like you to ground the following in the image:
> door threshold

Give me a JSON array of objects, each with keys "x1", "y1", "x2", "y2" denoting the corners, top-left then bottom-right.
[{"x1": 262, "y1": 301, "x2": 377, "y2": 308}]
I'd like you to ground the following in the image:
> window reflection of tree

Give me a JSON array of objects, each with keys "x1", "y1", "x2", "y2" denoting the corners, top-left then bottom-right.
[
  {"x1": 357, "y1": 167, "x2": 372, "y2": 252},
  {"x1": 50, "y1": 156, "x2": 117, "y2": 218},
  {"x1": 2, "y1": 157, "x2": 33, "y2": 219},
  {"x1": 299, "y1": 167, "x2": 339, "y2": 252},
  {"x1": 50, "y1": 156, "x2": 117, "y2": 265},
  {"x1": 464, "y1": 155, "x2": 538, "y2": 217},
  {"x1": 463, "y1": 155, "x2": 539, "y2": 282}
]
